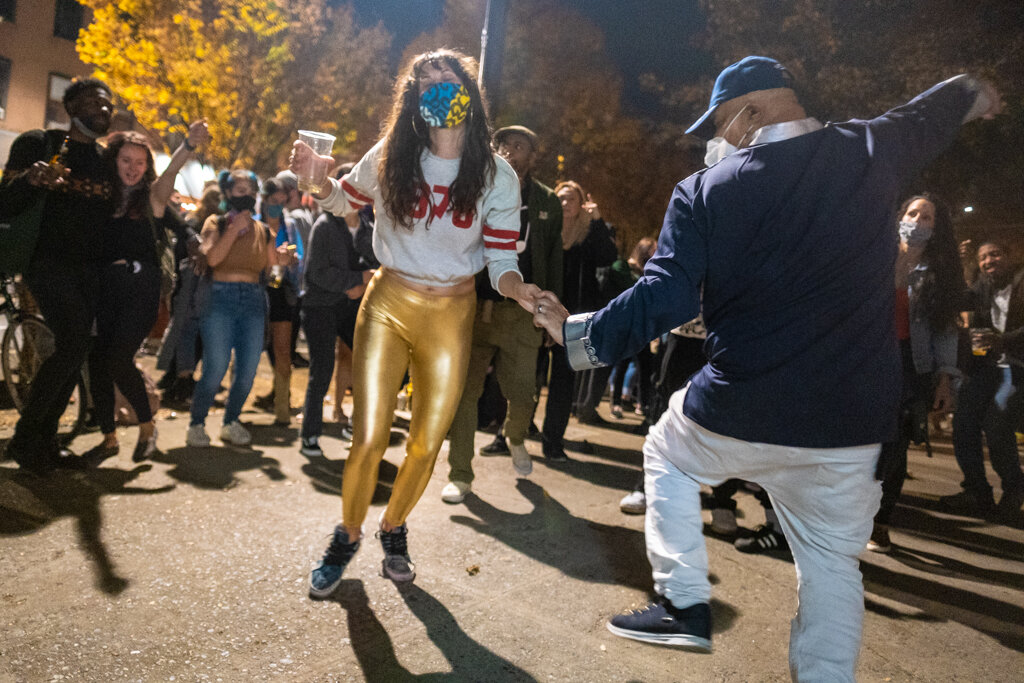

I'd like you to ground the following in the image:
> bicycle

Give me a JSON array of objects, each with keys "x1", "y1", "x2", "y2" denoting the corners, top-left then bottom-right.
[{"x1": 0, "y1": 272, "x2": 87, "y2": 444}]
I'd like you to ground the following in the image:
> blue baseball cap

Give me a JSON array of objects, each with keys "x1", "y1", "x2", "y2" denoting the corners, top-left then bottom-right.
[{"x1": 686, "y1": 56, "x2": 794, "y2": 139}]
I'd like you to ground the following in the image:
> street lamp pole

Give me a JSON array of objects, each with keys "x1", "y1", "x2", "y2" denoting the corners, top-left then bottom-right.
[{"x1": 478, "y1": 0, "x2": 509, "y2": 113}]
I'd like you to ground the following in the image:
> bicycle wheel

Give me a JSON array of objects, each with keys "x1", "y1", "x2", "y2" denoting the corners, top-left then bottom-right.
[{"x1": 2, "y1": 314, "x2": 55, "y2": 412}]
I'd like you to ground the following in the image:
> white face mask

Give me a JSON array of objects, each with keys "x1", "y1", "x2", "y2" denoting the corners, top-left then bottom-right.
[
  {"x1": 704, "y1": 137, "x2": 739, "y2": 167},
  {"x1": 704, "y1": 137, "x2": 737, "y2": 167},
  {"x1": 703, "y1": 104, "x2": 755, "y2": 167},
  {"x1": 898, "y1": 220, "x2": 933, "y2": 247}
]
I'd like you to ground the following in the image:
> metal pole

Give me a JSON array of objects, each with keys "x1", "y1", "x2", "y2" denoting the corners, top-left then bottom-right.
[{"x1": 478, "y1": 0, "x2": 509, "y2": 114}]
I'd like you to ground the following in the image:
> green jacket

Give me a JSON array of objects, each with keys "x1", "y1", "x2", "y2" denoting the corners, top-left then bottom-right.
[{"x1": 525, "y1": 176, "x2": 563, "y2": 297}]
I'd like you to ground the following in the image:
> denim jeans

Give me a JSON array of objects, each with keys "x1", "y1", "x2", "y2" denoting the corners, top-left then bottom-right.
[
  {"x1": 952, "y1": 364, "x2": 1024, "y2": 496},
  {"x1": 300, "y1": 299, "x2": 360, "y2": 439},
  {"x1": 190, "y1": 281, "x2": 266, "y2": 427}
]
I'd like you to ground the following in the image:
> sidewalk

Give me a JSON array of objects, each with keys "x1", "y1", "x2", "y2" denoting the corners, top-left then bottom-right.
[{"x1": 1, "y1": 357, "x2": 1022, "y2": 681}]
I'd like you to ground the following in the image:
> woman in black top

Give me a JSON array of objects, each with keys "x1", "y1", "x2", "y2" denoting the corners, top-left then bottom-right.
[{"x1": 85, "y1": 121, "x2": 209, "y2": 463}]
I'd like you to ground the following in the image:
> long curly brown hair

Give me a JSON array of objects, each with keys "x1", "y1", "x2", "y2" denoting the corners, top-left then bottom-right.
[
  {"x1": 103, "y1": 131, "x2": 156, "y2": 220},
  {"x1": 378, "y1": 49, "x2": 495, "y2": 228}
]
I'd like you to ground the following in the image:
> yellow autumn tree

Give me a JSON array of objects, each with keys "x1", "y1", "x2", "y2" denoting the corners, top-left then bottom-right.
[{"x1": 77, "y1": 0, "x2": 393, "y2": 173}]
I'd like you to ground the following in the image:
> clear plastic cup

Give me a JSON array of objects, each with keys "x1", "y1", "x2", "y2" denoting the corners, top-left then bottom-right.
[{"x1": 296, "y1": 130, "x2": 335, "y2": 194}]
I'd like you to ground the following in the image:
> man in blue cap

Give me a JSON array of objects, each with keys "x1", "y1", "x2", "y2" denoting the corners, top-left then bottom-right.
[{"x1": 533, "y1": 56, "x2": 1000, "y2": 680}]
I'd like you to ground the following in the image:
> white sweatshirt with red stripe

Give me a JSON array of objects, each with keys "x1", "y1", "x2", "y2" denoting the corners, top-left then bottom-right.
[{"x1": 318, "y1": 139, "x2": 521, "y2": 291}]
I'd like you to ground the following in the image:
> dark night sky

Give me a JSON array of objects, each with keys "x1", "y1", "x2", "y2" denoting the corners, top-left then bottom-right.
[{"x1": 349, "y1": 0, "x2": 709, "y2": 114}]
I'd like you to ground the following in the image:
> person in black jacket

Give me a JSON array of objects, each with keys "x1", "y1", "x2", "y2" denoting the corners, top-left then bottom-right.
[
  {"x1": 945, "y1": 239, "x2": 1024, "y2": 521},
  {"x1": 539, "y1": 180, "x2": 617, "y2": 461},
  {"x1": 0, "y1": 78, "x2": 115, "y2": 475}
]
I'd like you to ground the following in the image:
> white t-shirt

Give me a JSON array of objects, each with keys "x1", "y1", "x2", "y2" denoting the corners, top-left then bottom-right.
[{"x1": 318, "y1": 139, "x2": 521, "y2": 291}]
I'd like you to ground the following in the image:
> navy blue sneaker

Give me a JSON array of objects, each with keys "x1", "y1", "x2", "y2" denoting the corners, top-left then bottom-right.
[
  {"x1": 607, "y1": 598, "x2": 712, "y2": 651},
  {"x1": 309, "y1": 525, "x2": 360, "y2": 599},
  {"x1": 377, "y1": 524, "x2": 415, "y2": 582}
]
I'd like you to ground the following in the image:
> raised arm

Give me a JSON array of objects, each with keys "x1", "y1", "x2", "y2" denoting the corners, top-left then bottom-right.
[{"x1": 151, "y1": 120, "x2": 210, "y2": 218}]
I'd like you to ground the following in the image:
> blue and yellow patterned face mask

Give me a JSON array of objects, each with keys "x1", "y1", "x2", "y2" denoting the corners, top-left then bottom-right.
[{"x1": 418, "y1": 82, "x2": 471, "y2": 129}]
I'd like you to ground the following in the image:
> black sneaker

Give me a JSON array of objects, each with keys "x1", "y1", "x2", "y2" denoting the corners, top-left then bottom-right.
[
  {"x1": 996, "y1": 486, "x2": 1024, "y2": 524},
  {"x1": 292, "y1": 354, "x2": 310, "y2": 369},
  {"x1": 480, "y1": 434, "x2": 509, "y2": 455},
  {"x1": 309, "y1": 525, "x2": 360, "y2": 599},
  {"x1": 300, "y1": 436, "x2": 324, "y2": 457},
  {"x1": 377, "y1": 524, "x2": 415, "y2": 582},
  {"x1": 938, "y1": 489, "x2": 996, "y2": 516},
  {"x1": 543, "y1": 444, "x2": 569, "y2": 462},
  {"x1": 607, "y1": 598, "x2": 712, "y2": 651},
  {"x1": 735, "y1": 525, "x2": 790, "y2": 554}
]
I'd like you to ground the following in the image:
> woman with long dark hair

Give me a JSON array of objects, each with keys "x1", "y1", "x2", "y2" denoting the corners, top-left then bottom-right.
[
  {"x1": 868, "y1": 193, "x2": 962, "y2": 552},
  {"x1": 292, "y1": 48, "x2": 538, "y2": 595},
  {"x1": 84, "y1": 122, "x2": 208, "y2": 463}
]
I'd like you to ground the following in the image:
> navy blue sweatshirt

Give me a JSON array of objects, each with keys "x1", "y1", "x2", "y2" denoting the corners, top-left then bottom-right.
[{"x1": 584, "y1": 76, "x2": 979, "y2": 448}]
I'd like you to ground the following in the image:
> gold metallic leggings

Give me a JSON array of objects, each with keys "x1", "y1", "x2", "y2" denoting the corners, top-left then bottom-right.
[{"x1": 342, "y1": 268, "x2": 475, "y2": 530}]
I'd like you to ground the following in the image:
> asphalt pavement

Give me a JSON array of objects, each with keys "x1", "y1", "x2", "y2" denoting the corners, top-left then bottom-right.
[{"x1": 1, "y1": 356, "x2": 1022, "y2": 682}]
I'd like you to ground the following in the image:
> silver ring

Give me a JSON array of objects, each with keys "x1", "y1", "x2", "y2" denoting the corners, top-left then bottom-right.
[{"x1": 537, "y1": 305, "x2": 544, "y2": 313}]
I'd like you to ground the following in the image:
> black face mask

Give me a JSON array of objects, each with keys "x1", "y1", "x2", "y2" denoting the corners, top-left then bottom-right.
[{"x1": 228, "y1": 195, "x2": 256, "y2": 213}]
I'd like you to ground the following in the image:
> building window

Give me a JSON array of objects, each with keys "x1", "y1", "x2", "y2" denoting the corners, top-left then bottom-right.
[
  {"x1": 53, "y1": 0, "x2": 84, "y2": 41},
  {"x1": 0, "y1": 0, "x2": 15, "y2": 24},
  {"x1": 45, "y1": 73, "x2": 72, "y2": 129},
  {"x1": 0, "y1": 57, "x2": 10, "y2": 120}
]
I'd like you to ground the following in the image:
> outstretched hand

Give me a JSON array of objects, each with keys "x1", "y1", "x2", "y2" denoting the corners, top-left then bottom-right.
[{"x1": 533, "y1": 290, "x2": 569, "y2": 345}]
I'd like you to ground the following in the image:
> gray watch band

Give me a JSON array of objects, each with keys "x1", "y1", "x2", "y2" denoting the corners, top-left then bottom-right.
[{"x1": 564, "y1": 312, "x2": 607, "y2": 370}]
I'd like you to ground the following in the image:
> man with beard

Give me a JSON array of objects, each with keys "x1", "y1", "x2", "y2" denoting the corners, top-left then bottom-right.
[
  {"x1": 0, "y1": 78, "x2": 116, "y2": 475},
  {"x1": 441, "y1": 125, "x2": 562, "y2": 503},
  {"x1": 945, "y1": 239, "x2": 1024, "y2": 521}
]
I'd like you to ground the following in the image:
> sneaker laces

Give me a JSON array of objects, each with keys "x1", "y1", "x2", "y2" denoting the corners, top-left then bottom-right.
[
  {"x1": 322, "y1": 526, "x2": 359, "y2": 566},
  {"x1": 377, "y1": 524, "x2": 409, "y2": 558}
]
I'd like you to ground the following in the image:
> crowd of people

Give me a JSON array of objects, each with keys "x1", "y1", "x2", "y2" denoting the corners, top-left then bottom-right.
[{"x1": 0, "y1": 48, "x2": 1014, "y2": 682}]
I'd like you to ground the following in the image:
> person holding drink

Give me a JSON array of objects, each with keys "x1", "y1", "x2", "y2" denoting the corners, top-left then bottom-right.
[
  {"x1": 185, "y1": 170, "x2": 298, "y2": 448},
  {"x1": 292, "y1": 48, "x2": 539, "y2": 596},
  {"x1": 945, "y1": 238, "x2": 1024, "y2": 521}
]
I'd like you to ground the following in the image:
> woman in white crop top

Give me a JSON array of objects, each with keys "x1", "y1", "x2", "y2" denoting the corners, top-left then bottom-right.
[{"x1": 293, "y1": 48, "x2": 541, "y2": 595}]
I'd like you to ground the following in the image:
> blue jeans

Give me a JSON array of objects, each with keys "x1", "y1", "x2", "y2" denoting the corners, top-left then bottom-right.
[
  {"x1": 190, "y1": 282, "x2": 266, "y2": 427},
  {"x1": 952, "y1": 364, "x2": 1024, "y2": 496}
]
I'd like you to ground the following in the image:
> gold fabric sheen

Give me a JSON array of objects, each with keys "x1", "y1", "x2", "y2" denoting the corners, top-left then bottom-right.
[{"x1": 342, "y1": 268, "x2": 475, "y2": 529}]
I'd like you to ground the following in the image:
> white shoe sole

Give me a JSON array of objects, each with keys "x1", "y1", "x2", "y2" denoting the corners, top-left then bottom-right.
[
  {"x1": 606, "y1": 622, "x2": 712, "y2": 652},
  {"x1": 441, "y1": 483, "x2": 470, "y2": 504}
]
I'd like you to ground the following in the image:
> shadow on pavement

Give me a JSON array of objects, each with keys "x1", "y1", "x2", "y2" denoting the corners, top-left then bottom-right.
[
  {"x1": 300, "y1": 452, "x2": 398, "y2": 504},
  {"x1": 153, "y1": 446, "x2": 283, "y2": 490},
  {"x1": 862, "y1": 561, "x2": 1024, "y2": 652},
  {"x1": 329, "y1": 580, "x2": 535, "y2": 681},
  {"x1": 859, "y1": 497, "x2": 1024, "y2": 652},
  {"x1": 451, "y1": 479, "x2": 650, "y2": 590},
  {"x1": 0, "y1": 463, "x2": 175, "y2": 594}
]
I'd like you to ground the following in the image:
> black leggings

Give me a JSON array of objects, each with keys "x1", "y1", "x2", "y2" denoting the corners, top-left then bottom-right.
[{"x1": 88, "y1": 262, "x2": 161, "y2": 435}]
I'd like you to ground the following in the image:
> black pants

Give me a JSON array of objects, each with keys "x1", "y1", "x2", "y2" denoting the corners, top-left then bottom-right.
[
  {"x1": 12, "y1": 260, "x2": 99, "y2": 457},
  {"x1": 875, "y1": 340, "x2": 930, "y2": 525},
  {"x1": 542, "y1": 344, "x2": 575, "y2": 452},
  {"x1": 88, "y1": 262, "x2": 161, "y2": 434},
  {"x1": 300, "y1": 299, "x2": 360, "y2": 439}
]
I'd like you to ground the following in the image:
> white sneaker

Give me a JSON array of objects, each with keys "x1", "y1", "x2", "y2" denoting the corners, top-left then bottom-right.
[
  {"x1": 186, "y1": 424, "x2": 211, "y2": 447},
  {"x1": 220, "y1": 421, "x2": 251, "y2": 446},
  {"x1": 619, "y1": 490, "x2": 646, "y2": 515},
  {"x1": 441, "y1": 480, "x2": 471, "y2": 504},
  {"x1": 509, "y1": 441, "x2": 532, "y2": 476},
  {"x1": 710, "y1": 508, "x2": 738, "y2": 535}
]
